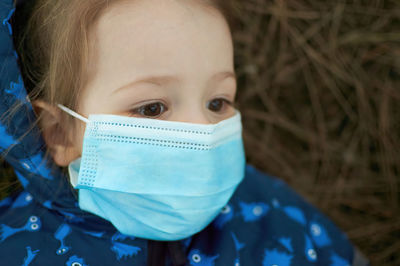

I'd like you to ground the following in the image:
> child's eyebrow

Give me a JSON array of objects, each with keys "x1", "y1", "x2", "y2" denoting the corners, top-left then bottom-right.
[{"x1": 112, "y1": 71, "x2": 236, "y2": 94}]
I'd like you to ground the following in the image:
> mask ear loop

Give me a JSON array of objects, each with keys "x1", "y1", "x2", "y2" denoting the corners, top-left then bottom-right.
[{"x1": 57, "y1": 104, "x2": 90, "y2": 124}]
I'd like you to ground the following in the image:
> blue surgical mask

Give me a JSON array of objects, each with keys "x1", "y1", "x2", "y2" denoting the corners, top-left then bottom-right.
[{"x1": 59, "y1": 104, "x2": 246, "y2": 241}]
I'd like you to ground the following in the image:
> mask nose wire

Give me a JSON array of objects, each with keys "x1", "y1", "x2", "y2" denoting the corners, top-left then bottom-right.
[{"x1": 57, "y1": 104, "x2": 90, "y2": 124}]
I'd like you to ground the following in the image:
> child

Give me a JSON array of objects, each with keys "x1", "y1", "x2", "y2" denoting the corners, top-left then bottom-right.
[{"x1": 0, "y1": 0, "x2": 368, "y2": 265}]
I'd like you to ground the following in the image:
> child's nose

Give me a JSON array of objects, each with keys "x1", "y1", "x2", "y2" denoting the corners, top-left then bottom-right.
[{"x1": 171, "y1": 109, "x2": 212, "y2": 124}]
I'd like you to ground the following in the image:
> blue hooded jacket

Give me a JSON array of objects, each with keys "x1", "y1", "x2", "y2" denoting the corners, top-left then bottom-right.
[{"x1": 0, "y1": 1, "x2": 369, "y2": 265}]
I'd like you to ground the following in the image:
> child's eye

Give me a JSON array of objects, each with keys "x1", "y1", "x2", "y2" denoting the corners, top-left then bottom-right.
[
  {"x1": 130, "y1": 102, "x2": 167, "y2": 118},
  {"x1": 207, "y1": 98, "x2": 233, "y2": 113}
]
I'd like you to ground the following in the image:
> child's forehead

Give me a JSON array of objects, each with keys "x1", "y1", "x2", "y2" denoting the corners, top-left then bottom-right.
[
  {"x1": 91, "y1": 0, "x2": 231, "y2": 53},
  {"x1": 86, "y1": 0, "x2": 233, "y2": 89},
  {"x1": 97, "y1": 0, "x2": 223, "y2": 28}
]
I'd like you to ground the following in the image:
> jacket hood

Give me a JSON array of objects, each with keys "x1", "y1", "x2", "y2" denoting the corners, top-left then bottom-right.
[{"x1": 0, "y1": 0, "x2": 99, "y2": 224}]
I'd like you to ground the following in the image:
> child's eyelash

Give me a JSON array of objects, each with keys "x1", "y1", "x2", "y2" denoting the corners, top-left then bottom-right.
[
  {"x1": 223, "y1": 99, "x2": 234, "y2": 105},
  {"x1": 207, "y1": 98, "x2": 235, "y2": 112},
  {"x1": 129, "y1": 101, "x2": 168, "y2": 118}
]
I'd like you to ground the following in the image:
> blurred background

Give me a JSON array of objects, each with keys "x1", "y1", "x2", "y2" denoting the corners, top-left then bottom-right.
[
  {"x1": 1, "y1": 0, "x2": 399, "y2": 265},
  {"x1": 232, "y1": 0, "x2": 399, "y2": 265}
]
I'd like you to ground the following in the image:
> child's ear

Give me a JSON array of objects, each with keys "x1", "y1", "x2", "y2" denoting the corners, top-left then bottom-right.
[{"x1": 32, "y1": 100, "x2": 81, "y2": 167}]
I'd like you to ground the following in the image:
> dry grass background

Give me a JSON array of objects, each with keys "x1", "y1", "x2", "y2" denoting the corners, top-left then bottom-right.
[
  {"x1": 1, "y1": 0, "x2": 399, "y2": 265},
  {"x1": 232, "y1": 0, "x2": 400, "y2": 264}
]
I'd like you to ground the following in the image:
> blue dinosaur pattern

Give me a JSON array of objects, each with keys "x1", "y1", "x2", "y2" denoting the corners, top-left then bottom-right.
[
  {"x1": 188, "y1": 249, "x2": 220, "y2": 266},
  {"x1": 65, "y1": 255, "x2": 89, "y2": 266},
  {"x1": 283, "y1": 206, "x2": 307, "y2": 226},
  {"x1": 54, "y1": 223, "x2": 72, "y2": 255},
  {"x1": 0, "y1": 215, "x2": 41, "y2": 242},
  {"x1": 22, "y1": 246, "x2": 39, "y2": 266},
  {"x1": 262, "y1": 248, "x2": 293, "y2": 266},
  {"x1": 213, "y1": 203, "x2": 234, "y2": 229},
  {"x1": 83, "y1": 230, "x2": 105, "y2": 238},
  {"x1": 239, "y1": 201, "x2": 270, "y2": 222},
  {"x1": 110, "y1": 241, "x2": 141, "y2": 261},
  {"x1": 5, "y1": 75, "x2": 28, "y2": 103},
  {"x1": 14, "y1": 170, "x2": 29, "y2": 187},
  {"x1": 43, "y1": 200, "x2": 53, "y2": 209},
  {"x1": 0, "y1": 197, "x2": 11, "y2": 208},
  {"x1": 310, "y1": 222, "x2": 332, "y2": 248},
  {"x1": 278, "y1": 237, "x2": 293, "y2": 253},
  {"x1": 20, "y1": 153, "x2": 53, "y2": 180},
  {"x1": 111, "y1": 232, "x2": 135, "y2": 242},
  {"x1": 304, "y1": 234, "x2": 317, "y2": 262},
  {"x1": 0, "y1": 122, "x2": 19, "y2": 150},
  {"x1": 231, "y1": 232, "x2": 245, "y2": 266},
  {"x1": 10, "y1": 191, "x2": 33, "y2": 208},
  {"x1": 2, "y1": 7, "x2": 14, "y2": 35}
]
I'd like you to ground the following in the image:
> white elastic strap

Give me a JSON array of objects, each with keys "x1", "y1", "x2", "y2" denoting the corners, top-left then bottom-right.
[{"x1": 57, "y1": 104, "x2": 90, "y2": 123}]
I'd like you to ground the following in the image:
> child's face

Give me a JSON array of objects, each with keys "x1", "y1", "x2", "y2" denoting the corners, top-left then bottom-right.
[{"x1": 48, "y1": 0, "x2": 237, "y2": 165}]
